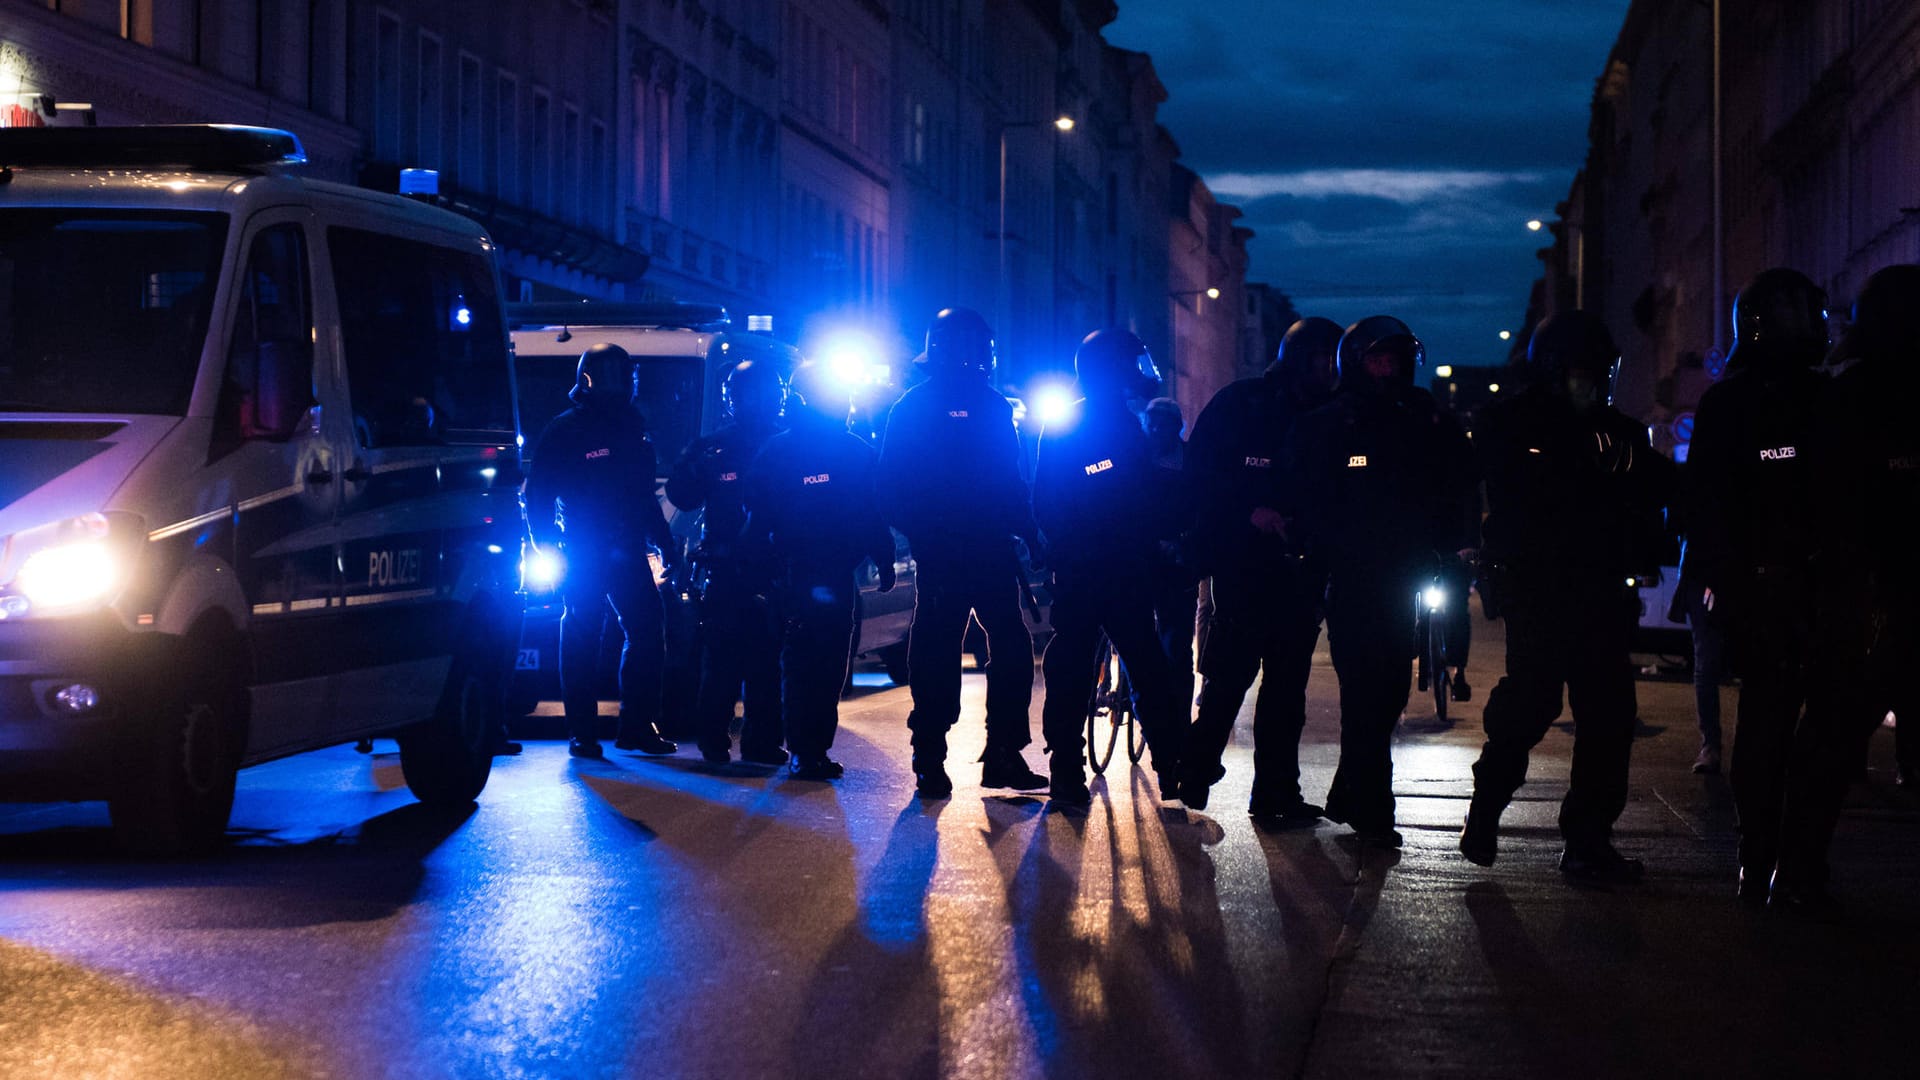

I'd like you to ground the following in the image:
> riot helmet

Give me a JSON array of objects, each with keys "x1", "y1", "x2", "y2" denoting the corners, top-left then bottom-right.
[
  {"x1": 785, "y1": 358, "x2": 851, "y2": 426},
  {"x1": 570, "y1": 343, "x2": 637, "y2": 409},
  {"x1": 1840, "y1": 264, "x2": 1920, "y2": 366},
  {"x1": 923, "y1": 307, "x2": 998, "y2": 377},
  {"x1": 1269, "y1": 316, "x2": 1343, "y2": 408},
  {"x1": 1728, "y1": 268, "x2": 1829, "y2": 373},
  {"x1": 1074, "y1": 328, "x2": 1161, "y2": 401},
  {"x1": 1335, "y1": 315, "x2": 1424, "y2": 396},
  {"x1": 722, "y1": 359, "x2": 788, "y2": 429},
  {"x1": 1526, "y1": 310, "x2": 1619, "y2": 408}
]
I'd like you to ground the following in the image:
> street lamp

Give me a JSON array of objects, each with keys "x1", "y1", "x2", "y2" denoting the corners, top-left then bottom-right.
[
  {"x1": 1498, "y1": 329, "x2": 1512, "y2": 341},
  {"x1": 1526, "y1": 219, "x2": 1544, "y2": 232},
  {"x1": 998, "y1": 114, "x2": 1076, "y2": 386}
]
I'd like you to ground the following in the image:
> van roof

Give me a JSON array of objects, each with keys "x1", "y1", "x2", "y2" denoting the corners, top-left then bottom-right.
[
  {"x1": 511, "y1": 324, "x2": 803, "y2": 366},
  {"x1": 0, "y1": 129, "x2": 489, "y2": 241}
]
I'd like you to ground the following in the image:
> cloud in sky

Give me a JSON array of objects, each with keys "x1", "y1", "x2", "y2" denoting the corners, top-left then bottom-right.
[
  {"x1": 1107, "y1": 0, "x2": 1632, "y2": 367},
  {"x1": 1205, "y1": 168, "x2": 1546, "y2": 204}
]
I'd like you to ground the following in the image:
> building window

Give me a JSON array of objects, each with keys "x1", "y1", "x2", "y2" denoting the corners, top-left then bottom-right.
[
  {"x1": 371, "y1": 11, "x2": 403, "y2": 162},
  {"x1": 530, "y1": 91, "x2": 553, "y2": 216},
  {"x1": 415, "y1": 32, "x2": 442, "y2": 170},
  {"x1": 655, "y1": 86, "x2": 673, "y2": 220},
  {"x1": 562, "y1": 105, "x2": 582, "y2": 223},
  {"x1": 589, "y1": 119, "x2": 608, "y2": 231},
  {"x1": 908, "y1": 101, "x2": 926, "y2": 167},
  {"x1": 457, "y1": 54, "x2": 484, "y2": 192},
  {"x1": 496, "y1": 74, "x2": 520, "y2": 203}
]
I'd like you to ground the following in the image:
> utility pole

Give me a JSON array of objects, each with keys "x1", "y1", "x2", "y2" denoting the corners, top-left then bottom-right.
[{"x1": 1711, "y1": 0, "x2": 1725, "y2": 356}]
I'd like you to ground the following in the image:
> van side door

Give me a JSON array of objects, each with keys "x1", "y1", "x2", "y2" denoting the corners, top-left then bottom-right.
[
  {"x1": 326, "y1": 225, "x2": 519, "y2": 730},
  {"x1": 216, "y1": 211, "x2": 352, "y2": 758}
]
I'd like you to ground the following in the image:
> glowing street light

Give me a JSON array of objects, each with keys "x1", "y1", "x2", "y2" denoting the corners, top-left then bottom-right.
[
  {"x1": 1526, "y1": 219, "x2": 1544, "y2": 232},
  {"x1": 1489, "y1": 382, "x2": 1502, "y2": 393},
  {"x1": 1434, "y1": 364, "x2": 1454, "y2": 378},
  {"x1": 1054, "y1": 115, "x2": 1076, "y2": 132},
  {"x1": 1498, "y1": 329, "x2": 1512, "y2": 341},
  {"x1": 1205, "y1": 286, "x2": 1221, "y2": 300}
]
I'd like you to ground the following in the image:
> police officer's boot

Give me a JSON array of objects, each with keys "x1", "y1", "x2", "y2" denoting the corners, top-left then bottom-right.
[
  {"x1": 614, "y1": 723, "x2": 678, "y2": 756},
  {"x1": 912, "y1": 721, "x2": 953, "y2": 799},
  {"x1": 1049, "y1": 757, "x2": 1092, "y2": 811},
  {"x1": 980, "y1": 745, "x2": 1047, "y2": 791},
  {"x1": 1459, "y1": 793, "x2": 1503, "y2": 867}
]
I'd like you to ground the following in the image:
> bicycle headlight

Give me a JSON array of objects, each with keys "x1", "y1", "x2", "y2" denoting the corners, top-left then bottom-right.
[{"x1": 0, "y1": 512, "x2": 143, "y2": 619}]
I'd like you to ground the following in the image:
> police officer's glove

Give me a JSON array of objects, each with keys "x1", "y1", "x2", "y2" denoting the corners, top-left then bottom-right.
[
  {"x1": 877, "y1": 561, "x2": 898, "y2": 594},
  {"x1": 1593, "y1": 430, "x2": 1636, "y2": 475}
]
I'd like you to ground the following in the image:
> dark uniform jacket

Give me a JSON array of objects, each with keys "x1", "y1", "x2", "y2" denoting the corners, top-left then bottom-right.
[
  {"x1": 1286, "y1": 386, "x2": 1477, "y2": 581},
  {"x1": 1684, "y1": 361, "x2": 1825, "y2": 597},
  {"x1": 1032, "y1": 398, "x2": 1168, "y2": 579},
  {"x1": 524, "y1": 404, "x2": 673, "y2": 554},
  {"x1": 1811, "y1": 356, "x2": 1920, "y2": 605},
  {"x1": 1185, "y1": 374, "x2": 1317, "y2": 574},
  {"x1": 743, "y1": 413, "x2": 895, "y2": 581},
  {"x1": 668, "y1": 421, "x2": 780, "y2": 563},
  {"x1": 1475, "y1": 386, "x2": 1668, "y2": 586},
  {"x1": 877, "y1": 372, "x2": 1035, "y2": 562}
]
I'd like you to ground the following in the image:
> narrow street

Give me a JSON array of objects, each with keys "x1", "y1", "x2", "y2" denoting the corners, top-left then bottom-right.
[{"x1": 3, "y1": 608, "x2": 1918, "y2": 1079}]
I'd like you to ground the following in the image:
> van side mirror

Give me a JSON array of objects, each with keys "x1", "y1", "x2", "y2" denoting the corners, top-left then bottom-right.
[{"x1": 249, "y1": 340, "x2": 316, "y2": 439}]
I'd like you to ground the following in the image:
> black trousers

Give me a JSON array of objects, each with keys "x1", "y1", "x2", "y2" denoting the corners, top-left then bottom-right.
[
  {"x1": 1148, "y1": 572, "x2": 1200, "y2": 724},
  {"x1": 905, "y1": 552, "x2": 1034, "y2": 757},
  {"x1": 1040, "y1": 571, "x2": 1185, "y2": 776},
  {"x1": 1323, "y1": 576, "x2": 1415, "y2": 831},
  {"x1": 1184, "y1": 564, "x2": 1325, "y2": 808},
  {"x1": 779, "y1": 574, "x2": 860, "y2": 760},
  {"x1": 1726, "y1": 574, "x2": 1812, "y2": 873},
  {"x1": 1470, "y1": 580, "x2": 1638, "y2": 851},
  {"x1": 1780, "y1": 591, "x2": 1918, "y2": 888},
  {"x1": 559, "y1": 544, "x2": 665, "y2": 744},
  {"x1": 695, "y1": 567, "x2": 783, "y2": 755}
]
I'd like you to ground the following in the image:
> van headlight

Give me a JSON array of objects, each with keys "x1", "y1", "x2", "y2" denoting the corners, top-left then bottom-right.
[{"x1": 0, "y1": 513, "x2": 142, "y2": 619}]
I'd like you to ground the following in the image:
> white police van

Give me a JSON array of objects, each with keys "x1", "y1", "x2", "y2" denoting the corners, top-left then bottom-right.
[{"x1": 0, "y1": 126, "x2": 522, "y2": 853}]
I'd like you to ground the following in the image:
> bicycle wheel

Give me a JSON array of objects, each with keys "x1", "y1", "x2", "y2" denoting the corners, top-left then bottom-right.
[
  {"x1": 1087, "y1": 635, "x2": 1121, "y2": 774},
  {"x1": 1121, "y1": 660, "x2": 1146, "y2": 763},
  {"x1": 1429, "y1": 614, "x2": 1450, "y2": 725}
]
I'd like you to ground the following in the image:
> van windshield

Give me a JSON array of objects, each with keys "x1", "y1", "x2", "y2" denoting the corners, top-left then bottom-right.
[
  {"x1": 515, "y1": 351, "x2": 704, "y2": 472},
  {"x1": 0, "y1": 209, "x2": 228, "y2": 415}
]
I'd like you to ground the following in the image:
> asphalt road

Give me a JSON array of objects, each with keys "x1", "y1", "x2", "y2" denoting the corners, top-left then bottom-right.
[{"x1": 3, "y1": 610, "x2": 1919, "y2": 1079}]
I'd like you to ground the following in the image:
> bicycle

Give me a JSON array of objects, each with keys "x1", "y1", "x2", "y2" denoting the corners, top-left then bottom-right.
[
  {"x1": 1086, "y1": 633, "x2": 1147, "y2": 774},
  {"x1": 1414, "y1": 574, "x2": 1452, "y2": 726}
]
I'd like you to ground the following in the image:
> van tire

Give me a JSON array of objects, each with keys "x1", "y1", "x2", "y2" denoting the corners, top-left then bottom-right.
[
  {"x1": 400, "y1": 615, "x2": 504, "y2": 807},
  {"x1": 108, "y1": 646, "x2": 243, "y2": 857}
]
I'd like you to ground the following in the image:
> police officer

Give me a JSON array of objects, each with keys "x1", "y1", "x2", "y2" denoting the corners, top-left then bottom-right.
[
  {"x1": 524, "y1": 343, "x2": 679, "y2": 760},
  {"x1": 1683, "y1": 269, "x2": 1829, "y2": 904},
  {"x1": 669, "y1": 359, "x2": 788, "y2": 766},
  {"x1": 1777, "y1": 264, "x2": 1920, "y2": 913},
  {"x1": 742, "y1": 358, "x2": 897, "y2": 780},
  {"x1": 1034, "y1": 330, "x2": 1188, "y2": 808},
  {"x1": 1139, "y1": 397, "x2": 1199, "y2": 726},
  {"x1": 878, "y1": 307, "x2": 1046, "y2": 798},
  {"x1": 1179, "y1": 317, "x2": 1342, "y2": 821},
  {"x1": 1459, "y1": 311, "x2": 1670, "y2": 880},
  {"x1": 1287, "y1": 317, "x2": 1476, "y2": 845}
]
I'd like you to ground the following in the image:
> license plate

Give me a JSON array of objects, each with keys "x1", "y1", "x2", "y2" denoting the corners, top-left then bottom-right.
[{"x1": 515, "y1": 648, "x2": 541, "y2": 671}]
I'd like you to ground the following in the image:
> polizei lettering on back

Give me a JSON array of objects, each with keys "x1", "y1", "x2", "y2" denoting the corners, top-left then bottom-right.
[
  {"x1": 1758, "y1": 446, "x2": 1797, "y2": 461},
  {"x1": 803, "y1": 473, "x2": 832, "y2": 485},
  {"x1": 1084, "y1": 459, "x2": 1114, "y2": 476},
  {"x1": 1244, "y1": 456, "x2": 1272, "y2": 468},
  {"x1": 1348, "y1": 455, "x2": 1369, "y2": 468}
]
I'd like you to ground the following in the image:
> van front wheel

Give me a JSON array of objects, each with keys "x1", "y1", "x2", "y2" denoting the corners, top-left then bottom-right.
[
  {"x1": 109, "y1": 649, "x2": 242, "y2": 856},
  {"x1": 399, "y1": 649, "x2": 499, "y2": 807}
]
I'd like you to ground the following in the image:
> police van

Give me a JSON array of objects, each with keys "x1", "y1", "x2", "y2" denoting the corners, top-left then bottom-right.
[
  {"x1": 508, "y1": 304, "x2": 916, "y2": 718},
  {"x1": 0, "y1": 126, "x2": 522, "y2": 853}
]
